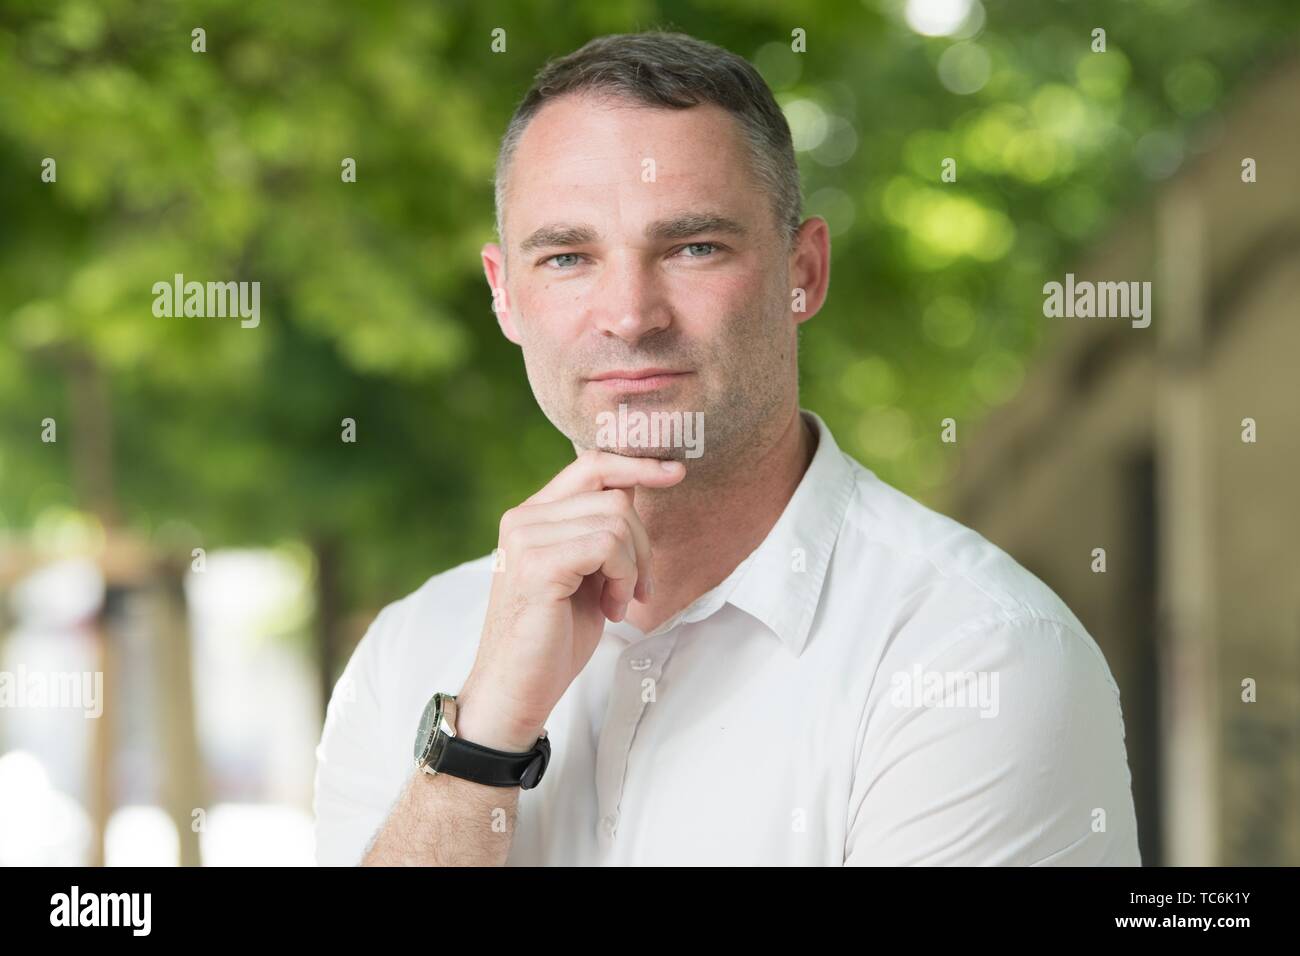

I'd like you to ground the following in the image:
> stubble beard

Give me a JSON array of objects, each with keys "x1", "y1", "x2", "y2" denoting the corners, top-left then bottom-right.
[{"x1": 519, "y1": 300, "x2": 797, "y2": 486}]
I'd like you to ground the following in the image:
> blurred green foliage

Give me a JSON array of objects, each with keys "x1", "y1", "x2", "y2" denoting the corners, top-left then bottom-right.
[{"x1": 1, "y1": 0, "x2": 1297, "y2": 615}]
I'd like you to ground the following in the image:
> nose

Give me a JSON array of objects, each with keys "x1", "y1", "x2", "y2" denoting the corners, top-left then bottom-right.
[{"x1": 591, "y1": 253, "x2": 672, "y2": 344}]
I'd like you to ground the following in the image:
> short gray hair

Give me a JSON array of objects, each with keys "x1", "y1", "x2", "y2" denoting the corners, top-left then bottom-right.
[{"x1": 494, "y1": 31, "x2": 802, "y2": 251}]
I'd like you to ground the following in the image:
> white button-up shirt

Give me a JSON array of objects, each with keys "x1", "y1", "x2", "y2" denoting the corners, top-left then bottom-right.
[{"x1": 314, "y1": 410, "x2": 1140, "y2": 865}]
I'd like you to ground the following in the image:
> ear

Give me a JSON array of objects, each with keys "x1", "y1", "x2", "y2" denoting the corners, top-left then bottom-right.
[
  {"x1": 482, "y1": 242, "x2": 522, "y2": 345},
  {"x1": 787, "y1": 217, "x2": 831, "y2": 325}
]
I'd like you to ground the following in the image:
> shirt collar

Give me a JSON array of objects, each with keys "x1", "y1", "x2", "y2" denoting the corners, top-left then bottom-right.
[
  {"x1": 724, "y1": 408, "x2": 855, "y2": 658},
  {"x1": 605, "y1": 409, "x2": 855, "y2": 659}
]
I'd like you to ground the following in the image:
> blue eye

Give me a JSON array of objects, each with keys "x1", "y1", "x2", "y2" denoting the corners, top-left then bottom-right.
[
  {"x1": 545, "y1": 253, "x2": 583, "y2": 268},
  {"x1": 681, "y1": 243, "x2": 717, "y2": 257}
]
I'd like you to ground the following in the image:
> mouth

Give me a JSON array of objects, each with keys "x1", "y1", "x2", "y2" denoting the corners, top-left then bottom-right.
[{"x1": 586, "y1": 369, "x2": 692, "y2": 393}]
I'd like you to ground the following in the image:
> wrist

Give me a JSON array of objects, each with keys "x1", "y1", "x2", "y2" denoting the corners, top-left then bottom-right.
[{"x1": 455, "y1": 694, "x2": 545, "y2": 754}]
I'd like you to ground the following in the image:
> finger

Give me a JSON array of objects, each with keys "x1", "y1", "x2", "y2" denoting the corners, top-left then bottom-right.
[
  {"x1": 501, "y1": 490, "x2": 654, "y2": 598},
  {"x1": 527, "y1": 449, "x2": 685, "y2": 505},
  {"x1": 562, "y1": 530, "x2": 640, "y2": 618},
  {"x1": 599, "y1": 574, "x2": 626, "y2": 623},
  {"x1": 583, "y1": 572, "x2": 629, "y2": 627},
  {"x1": 523, "y1": 527, "x2": 640, "y2": 614}
]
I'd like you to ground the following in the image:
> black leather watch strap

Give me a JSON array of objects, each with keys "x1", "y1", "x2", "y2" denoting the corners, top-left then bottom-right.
[{"x1": 436, "y1": 732, "x2": 551, "y2": 789}]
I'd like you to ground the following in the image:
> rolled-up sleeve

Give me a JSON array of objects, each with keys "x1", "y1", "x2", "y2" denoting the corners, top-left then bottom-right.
[
  {"x1": 313, "y1": 603, "x2": 403, "y2": 866},
  {"x1": 845, "y1": 614, "x2": 1141, "y2": 865}
]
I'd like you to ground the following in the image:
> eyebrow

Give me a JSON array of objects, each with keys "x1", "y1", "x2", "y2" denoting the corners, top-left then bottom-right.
[{"x1": 518, "y1": 213, "x2": 748, "y2": 253}]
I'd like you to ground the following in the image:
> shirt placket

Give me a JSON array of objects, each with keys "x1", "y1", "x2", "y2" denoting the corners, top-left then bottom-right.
[{"x1": 594, "y1": 628, "x2": 682, "y2": 850}]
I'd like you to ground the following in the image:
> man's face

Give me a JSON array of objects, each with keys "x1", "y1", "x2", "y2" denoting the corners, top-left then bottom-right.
[{"x1": 483, "y1": 92, "x2": 818, "y2": 468}]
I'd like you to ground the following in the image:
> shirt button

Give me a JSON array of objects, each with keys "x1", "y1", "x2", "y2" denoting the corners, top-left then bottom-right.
[
  {"x1": 601, "y1": 814, "x2": 618, "y2": 837},
  {"x1": 629, "y1": 657, "x2": 653, "y2": 671}
]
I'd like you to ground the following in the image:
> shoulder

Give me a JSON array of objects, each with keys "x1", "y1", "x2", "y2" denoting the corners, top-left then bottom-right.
[
  {"x1": 370, "y1": 552, "x2": 497, "y2": 634},
  {"x1": 834, "y1": 455, "x2": 1113, "y2": 685},
  {"x1": 345, "y1": 553, "x2": 497, "y2": 690},
  {"x1": 831, "y1": 464, "x2": 1138, "y2": 862}
]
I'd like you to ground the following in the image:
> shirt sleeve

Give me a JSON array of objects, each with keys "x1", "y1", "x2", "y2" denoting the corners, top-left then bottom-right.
[
  {"x1": 844, "y1": 613, "x2": 1141, "y2": 866},
  {"x1": 312, "y1": 603, "x2": 404, "y2": 866}
]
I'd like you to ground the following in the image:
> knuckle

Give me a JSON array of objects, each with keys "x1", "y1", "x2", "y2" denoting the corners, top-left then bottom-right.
[
  {"x1": 591, "y1": 511, "x2": 622, "y2": 533},
  {"x1": 499, "y1": 526, "x2": 524, "y2": 552},
  {"x1": 610, "y1": 490, "x2": 636, "y2": 517},
  {"x1": 607, "y1": 516, "x2": 632, "y2": 543},
  {"x1": 595, "y1": 529, "x2": 622, "y2": 552}
]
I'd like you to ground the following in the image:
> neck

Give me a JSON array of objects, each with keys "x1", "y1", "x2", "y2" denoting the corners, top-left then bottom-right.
[{"x1": 622, "y1": 406, "x2": 815, "y2": 633}]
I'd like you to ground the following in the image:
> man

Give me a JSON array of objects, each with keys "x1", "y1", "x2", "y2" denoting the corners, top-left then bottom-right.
[{"x1": 313, "y1": 31, "x2": 1141, "y2": 866}]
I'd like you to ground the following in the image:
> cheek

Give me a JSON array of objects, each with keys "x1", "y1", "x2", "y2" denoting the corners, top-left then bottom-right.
[
  {"x1": 516, "y1": 279, "x2": 589, "y2": 336},
  {"x1": 676, "y1": 266, "x2": 774, "y2": 331}
]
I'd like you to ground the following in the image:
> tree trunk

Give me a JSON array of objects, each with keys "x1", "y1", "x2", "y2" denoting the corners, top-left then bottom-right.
[{"x1": 313, "y1": 536, "x2": 344, "y2": 721}]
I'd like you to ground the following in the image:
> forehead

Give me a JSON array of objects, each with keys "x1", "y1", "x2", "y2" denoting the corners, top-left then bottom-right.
[{"x1": 503, "y1": 93, "x2": 767, "y2": 242}]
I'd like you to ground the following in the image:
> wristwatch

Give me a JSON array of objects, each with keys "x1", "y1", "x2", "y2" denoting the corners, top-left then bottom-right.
[{"x1": 413, "y1": 692, "x2": 550, "y2": 790}]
